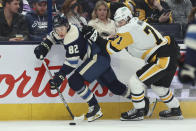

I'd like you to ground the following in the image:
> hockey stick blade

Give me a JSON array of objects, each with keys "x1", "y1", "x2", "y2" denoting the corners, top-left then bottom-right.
[{"x1": 74, "y1": 114, "x2": 85, "y2": 121}]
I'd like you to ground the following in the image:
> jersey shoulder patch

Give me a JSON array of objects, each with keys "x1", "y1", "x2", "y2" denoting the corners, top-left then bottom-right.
[{"x1": 64, "y1": 25, "x2": 79, "y2": 45}]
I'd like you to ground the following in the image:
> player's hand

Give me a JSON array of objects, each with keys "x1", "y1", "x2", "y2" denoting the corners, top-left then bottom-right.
[
  {"x1": 178, "y1": 64, "x2": 195, "y2": 86},
  {"x1": 153, "y1": 0, "x2": 162, "y2": 11},
  {"x1": 82, "y1": 25, "x2": 99, "y2": 43},
  {"x1": 159, "y1": 12, "x2": 170, "y2": 23},
  {"x1": 49, "y1": 72, "x2": 65, "y2": 90},
  {"x1": 34, "y1": 43, "x2": 49, "y2": 60}
]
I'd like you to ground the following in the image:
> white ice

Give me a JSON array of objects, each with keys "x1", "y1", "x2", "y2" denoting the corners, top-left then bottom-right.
[{"x1": 0, "y1": 119, "x2": 195, "y2": 131}]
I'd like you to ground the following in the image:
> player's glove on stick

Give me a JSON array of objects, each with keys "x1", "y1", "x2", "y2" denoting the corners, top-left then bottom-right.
[
  {"x1": 82, "y1": 25, "x2": 99, "y2": 43},
  {"x1": 34, "y1": 42, "x2": 50, "y2": 60},
  {"x1": 49, "y1": 72, "x2": 66, "y2": 90}
]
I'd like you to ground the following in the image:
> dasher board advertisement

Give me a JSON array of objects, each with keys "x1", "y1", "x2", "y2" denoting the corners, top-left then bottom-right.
[{"x1": 0, "y1": 45, "x2": 195, "y2": 104}]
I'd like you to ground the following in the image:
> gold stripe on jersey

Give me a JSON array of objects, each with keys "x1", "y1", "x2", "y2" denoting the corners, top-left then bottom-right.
[
  {"x1": 169, "y1": 12, "x2": 173, "y2": 24},
  {"x1": 164, "y1": 36, "x2": 171, "y2": 45},
  {"x1": 136, "y1": 9, "x2": 146, "y2": 21},
  {"x1": 106, "y1": 32, "x2": 134, "y2": 54},
  {"x1": 150, "y1": 54, "x2": 157, "y2": 63},
  {"x1": 141, "y1": 43, "x2": 166, "y2": 62},
  {"x1": 141, "y1": 48, "x2": 153, "y2": 60},
  {"x1": 126, "y1": 0, "x2": 136, "y2": 6},
  {"x1": 79, "y1": 54, "x2": 97, "y2": 75},
  {"x1": 107, "y1": 3, "x2": 110, "y2": 8},
  {"x1": 124, "y1": 0, "x2": 136, "y2": 11},
  {"x1": 132, "y1": 94, "x2": 145, "y2": 101},
  {"x1": 139, "y1": 57, "x2": 170, "y2": 82},
  {"x1": 161, "y1": 90, "x2": 173, "y2": 102}
]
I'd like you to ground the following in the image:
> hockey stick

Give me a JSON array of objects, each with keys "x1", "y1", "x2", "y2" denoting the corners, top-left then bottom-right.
[
  {"x1": 147, "y1": 98, "x2": 158, "y2": 117},
  {"x1": 42, "y1": 60, "x2": 85, "y2": 121},
  {"x1": 71, "y1": 9, "x2": 86, "y2": 27}
]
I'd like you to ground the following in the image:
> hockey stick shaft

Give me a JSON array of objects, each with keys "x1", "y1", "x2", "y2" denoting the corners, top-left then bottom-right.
[
  {"x1": 71, "y1": 10, "x2": 86, "y2": 27},
  {"x1": 42, "y1": 60, "x2": 75, "y2": 119}
]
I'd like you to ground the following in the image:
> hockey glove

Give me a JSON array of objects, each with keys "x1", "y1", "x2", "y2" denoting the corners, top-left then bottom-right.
[
  {"x1": 34, "y1": 42, "x2": 50, "y2": 60},
  {"x1": 178, "y1": 64, "x2": 196, "y2": 86},
  {"x1": 49, "y1": 72, "x2": 66, "y2": 90},
  {"x1": 82, "y1": 25, "x2": 99, "y2": 43}
]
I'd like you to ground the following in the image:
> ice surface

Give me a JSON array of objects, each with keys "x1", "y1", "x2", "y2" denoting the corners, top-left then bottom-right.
[{"x1": 0, "y1": 119, "x2": 195, "y2": 131}]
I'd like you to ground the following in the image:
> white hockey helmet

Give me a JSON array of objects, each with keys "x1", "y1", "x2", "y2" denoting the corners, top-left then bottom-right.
[{"x1": 114, "y1": 7, "x2": 133, "y2": 23}]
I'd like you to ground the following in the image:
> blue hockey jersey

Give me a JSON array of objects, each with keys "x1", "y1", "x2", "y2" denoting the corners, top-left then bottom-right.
[
  {"x1": 45, "y1": 24, "x2": 102, "y2": 70},
  {"x1": 184, "y1": 24, "x2": 196, "y2": 67}
]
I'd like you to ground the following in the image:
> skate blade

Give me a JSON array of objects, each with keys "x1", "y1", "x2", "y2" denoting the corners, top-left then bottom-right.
[
  {"x1": 87, "y1": 110, "x2": 103, "y2": 122},
  {"x1": 120, "y1": 116, "x2": 144, "y2": 121},
  {"x1": 147, "y1": 98, "x2": 158, "y2": 117},
  {"x1": 160, "y1": 115, "x2": 184, "y2": 120}
]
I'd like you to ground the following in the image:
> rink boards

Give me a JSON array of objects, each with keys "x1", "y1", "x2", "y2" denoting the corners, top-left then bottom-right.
[
  {"x1": 0, "y1": 45, "x2": 196, "y2": 120},
  {"x1": 0, "y1": 102, "x2": 196, "y2": 120}
]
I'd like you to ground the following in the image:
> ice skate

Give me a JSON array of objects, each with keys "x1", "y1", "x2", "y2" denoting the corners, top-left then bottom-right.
[
  {"x1": 120, "y1": 108, "x2": 145, "y2": 121},
  {"x1": 86, "y1": 104, "x2": 103, "y2": 122},
  {"x1": 159, "y1": 107, "x2": 184, "y2": 120}
]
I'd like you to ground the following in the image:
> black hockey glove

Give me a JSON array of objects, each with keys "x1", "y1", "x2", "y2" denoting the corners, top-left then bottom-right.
[
  {"x1": 178, "y1": 64, "x2": 195, "y2": 86},
  {"x1": 82, "y1": 25, "x2": 99, "y2": 43},
  {"x1": 34, "y1": 42, "x2": 50, "y2": 60},
  {"x1": 49, "y1": 72, "x2": 66, "y2": 90}
]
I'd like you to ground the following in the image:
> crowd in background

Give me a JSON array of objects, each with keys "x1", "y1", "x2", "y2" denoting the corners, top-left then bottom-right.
[{"x1": 0, "y1": 0, "x2": 196, "y2": 42}]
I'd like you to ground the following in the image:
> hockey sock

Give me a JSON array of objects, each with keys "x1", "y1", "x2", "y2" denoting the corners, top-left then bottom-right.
[
  {"x1": 77, "y1": 85, "x2": 98, "y2": 106},
  {"x1": 129, "y1": 75, "x2": 145, "y2": 109},
  {"x1": 152, "y1": 85, "x2": 180, "y2": 108},
  {"x1": 132, "y1": 91, "x2": 145, "y2": 109}
]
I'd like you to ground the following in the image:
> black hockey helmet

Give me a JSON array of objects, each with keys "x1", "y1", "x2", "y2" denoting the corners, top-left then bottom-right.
[{"x1": 52, "y1": 13, "x2": 69, "y2": 28}]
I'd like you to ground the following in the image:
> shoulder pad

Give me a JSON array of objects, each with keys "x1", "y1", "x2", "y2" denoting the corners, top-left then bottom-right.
[{"x1": 64, "y1": 25, "x2": 79, "y2": 45}]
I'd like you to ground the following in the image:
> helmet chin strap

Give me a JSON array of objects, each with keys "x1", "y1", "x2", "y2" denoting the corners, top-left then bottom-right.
[
  {"x1": 53, "y1": 31, "x2": 64, "y2": 40},
  {"x1": 67, "y1": 25, "x2": 71, "y2": 32}
]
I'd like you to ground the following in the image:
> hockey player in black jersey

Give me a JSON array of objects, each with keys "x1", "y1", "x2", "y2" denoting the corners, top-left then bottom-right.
[{"x1": 34, "y1": 13, "x2": 155, "y2": 122}]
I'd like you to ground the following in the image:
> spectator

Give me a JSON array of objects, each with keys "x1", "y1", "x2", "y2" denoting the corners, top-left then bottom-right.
[
  {"x1": 22, "y1": 0, "x2": 32, "y2": 15},
  {"x1": 188, "y1": 7, "x2": 196, "y2": 24},
  {"x1": 107, "y1": 0, "x2": 135, "y2": 20},
  {"x1": 61, "y1": 0, "x2": 87, "y2": 30},
  {"x1": 165, "y1": 0, "x2": 192, "y2": 26},
  {"x1": 27, "y1": 0, "x2": 33, "y2": 8},
  {"x1": 51, "y1": 0, "x2": 61, "y2": 16},
  {"x1": 88, "y1": 0, "x2": 116, "y2": 39},
  {"x1": 25, "y1": 0, "x2": 48, "y2": 41},
  {"x1": 0, "y1": 0, "x2": 3, "y2": 9},
  {"x1": 133, "y1": 0, "x2": 173, "y2": 24},
  {"x1": 190, "y1": 0, "x2": 196, "y2": 7},
  {"x1": 0, "y1": 0, "x2": 29, "y2": 41},
  {"x1": 77, "y1": 0, "x2": 97, "y2": 21}
]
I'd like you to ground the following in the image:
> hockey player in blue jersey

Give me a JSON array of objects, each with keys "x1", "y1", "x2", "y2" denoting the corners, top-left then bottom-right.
[
  {"x1": 178, "y1": 15, "x2": 196, "y2": 85},
  {"x1": 33, "y1": 13, "x2": 155, "y2": 122}
]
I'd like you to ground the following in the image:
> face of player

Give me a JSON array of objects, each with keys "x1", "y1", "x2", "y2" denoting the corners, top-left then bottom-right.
[
  {"x1": 7, "y1": 0, "x2": 20, "y2": 14},
  {"x1": 54, "y1": 26, "x2": 68, "y2": 39},
  {"x1": 34, "y1": 2, "x2": 47, "y2": 16},
  {"x1": 96, "y1": 5, "x2": 108, "y2": 21},
  {"x1": 116, "y1": 19, "x2": 127, "y2": 27}
]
